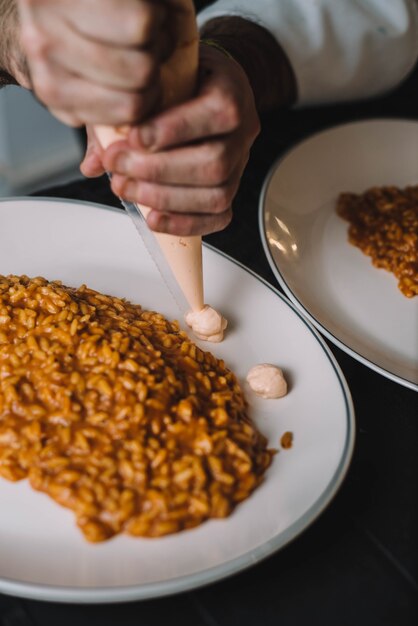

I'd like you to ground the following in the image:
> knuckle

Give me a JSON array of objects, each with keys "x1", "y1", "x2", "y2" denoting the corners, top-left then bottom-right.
[
  {"x1": 206, "y1": 144, "x2": 232, "y2": 184},
  {"x1": 21, "y1": 27, "x2": 49, "y2": 60},
  {"x1": 137, "y1": 4, "x2": 154, "y2": 40},
  {"x1": 218, "y1": 208, "x2": 233, "y2": 231},
  {"x1": 129, "y1": 12, "x2": 147, "y2": 43},
  {"x1": 211, "y1": 91, "x2": 240, "y2": 131},
  {"x1": 207, "y1": 159, "x2": 229, "y2": 185},
  {"x1": 126, "y1": 4, "x2": 157, "y2": 44},
  {"x1": 162, "y1": 115, "x2": 190, "y2": 147},
  {"x1": 35, "y1": 77, "x2": 60, "y2": 106},
  {"x1": 134, "y1": 53, "x2": 158, "y2": 89},
  {"x1": 211, "y1": 186, "x2": 231, "y2": 214},
  {"x1": 177, "y1": 216, "x2": 196, "y2": 237},
  {"x1": 223, "y1": 99, "x2": 240, "y2": 129},
  {"x1": 144, "y1": 159, "x2": 163, "y2": 183}
]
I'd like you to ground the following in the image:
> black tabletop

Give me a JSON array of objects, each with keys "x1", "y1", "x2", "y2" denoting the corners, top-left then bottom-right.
[{"x1": 1, "y1": 64, "x2": 417, "y2": 626}]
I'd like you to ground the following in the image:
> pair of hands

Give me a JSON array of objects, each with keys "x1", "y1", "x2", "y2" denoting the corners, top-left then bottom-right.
[{"x1": 17, "y1": 0, "x2": 260, "y2": 236}]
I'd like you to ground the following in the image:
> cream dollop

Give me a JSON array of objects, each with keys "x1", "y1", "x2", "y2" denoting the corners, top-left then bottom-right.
[
  {"x1": 246, "y1": 364, "x2": 287, "y2": 399},
  {"x1": 185, "y1": 305, "x2": 227, "y2": 342}
]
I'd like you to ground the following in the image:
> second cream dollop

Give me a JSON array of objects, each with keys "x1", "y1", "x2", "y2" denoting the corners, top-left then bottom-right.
[{"x1": 246, "y1": 363, "x2": 287, "y2": 399}]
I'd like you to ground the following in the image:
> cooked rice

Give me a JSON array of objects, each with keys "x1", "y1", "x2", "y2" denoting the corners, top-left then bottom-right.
[
  {"x1": 0, "y1": 275, "x2": 273, "y2": 541},
  {"x1": 336, "y1": 185, "x2": 418, "y2": 297}
]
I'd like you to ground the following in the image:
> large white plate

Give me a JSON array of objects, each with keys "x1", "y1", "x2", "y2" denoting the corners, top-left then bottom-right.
[
  {"x1": 0, "y1": 198, "x2": 354, "y2": 603},
  {"x1": 260, "y1": 119, "x2": 418, "y2": 391}
]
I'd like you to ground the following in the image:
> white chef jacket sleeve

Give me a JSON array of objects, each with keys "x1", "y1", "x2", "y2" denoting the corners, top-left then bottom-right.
[{"x1": 197, "y1": 0, "x2": 418, "y2": 106}]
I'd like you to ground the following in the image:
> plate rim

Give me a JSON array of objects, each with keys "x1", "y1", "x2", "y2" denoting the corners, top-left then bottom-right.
[
  {"x1": 0, "y1": 196, "x2": 355, "y2": 603},
  {"x1": 258, "y1": 117, "x2": 418, "y2": 392}
]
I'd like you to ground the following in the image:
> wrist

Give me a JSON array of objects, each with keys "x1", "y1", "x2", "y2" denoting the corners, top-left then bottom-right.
[{"x1": 199, "y1": 16, "x2": 297, "y2": 112}]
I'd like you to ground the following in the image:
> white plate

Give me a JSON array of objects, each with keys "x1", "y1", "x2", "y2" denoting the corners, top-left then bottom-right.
[
  {"x1": 260, "y1": 119, "x2": 418, "y2": 391},
  {"x1": 0, "y1": 198, "x2": 354, "y2": 603}
]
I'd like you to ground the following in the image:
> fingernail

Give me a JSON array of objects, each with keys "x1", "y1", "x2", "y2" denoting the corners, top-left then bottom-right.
[
  {"x1": 139, "y1": 126, "x2": 155, "y2": 149},
  {"x1": 115, "y1": 153, "x2": 130, "y2": 174}
]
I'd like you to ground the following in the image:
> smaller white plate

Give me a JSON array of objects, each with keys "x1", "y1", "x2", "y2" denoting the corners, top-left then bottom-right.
[{"x1": 260, "y1": 119, "x2": 418, "y2": 390}]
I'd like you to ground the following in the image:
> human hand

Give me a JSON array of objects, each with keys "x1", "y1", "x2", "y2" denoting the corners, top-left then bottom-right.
[
  {"x1": 101, "y1": 44, "x2": 260, "y2": 236},
  {"x1": 17, "y1": 0, "x2": 178, "y2": 126}
]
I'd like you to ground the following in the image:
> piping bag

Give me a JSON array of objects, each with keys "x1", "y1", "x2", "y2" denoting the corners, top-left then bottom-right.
[{"x1": 94, "y1": 0, "x2": 202, "y2": 317}]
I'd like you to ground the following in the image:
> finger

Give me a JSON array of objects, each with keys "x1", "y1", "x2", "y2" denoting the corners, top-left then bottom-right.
[
  {"x1": 110, "y1": 169, "x2": 241, "y2": 214},
  {"x1": 104, "y1": 138, "x2": 246, "y2": 186},
  {"x1": 50, "y1": 23, "x2": 161, "y2": 91},
  {"x1": 80, "y1": 129, "x2": 105, "y2": 177},
  {"x1": 76, "y1": 0, "x2": 166, "y2": 46},
  {"x1": 21, "y1": 10, "x2": 164, "y2": 91},
  {"x1": 127, "y1": 72, "x2": 241, "y2": 151},
  {"x1": 146, "y1": 207, "x2": 233, "y2": 237},
  {"x1": 30, "y1": 62, "x2": 161, "y2": 126},
  {"x1": 80, "y1": 150, "x2": 105, "y2": 178},
  {"x1": 35, "y1": 0, "x2": 168, "y2": 47},
  {"x1": 55, "y1": 40, "x2": 161, "y2": 92}
]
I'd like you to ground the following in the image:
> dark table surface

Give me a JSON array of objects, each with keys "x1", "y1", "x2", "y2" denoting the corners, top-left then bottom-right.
[{"x1": 1, "y1": 61, "x2": 417, "y2": 626}]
